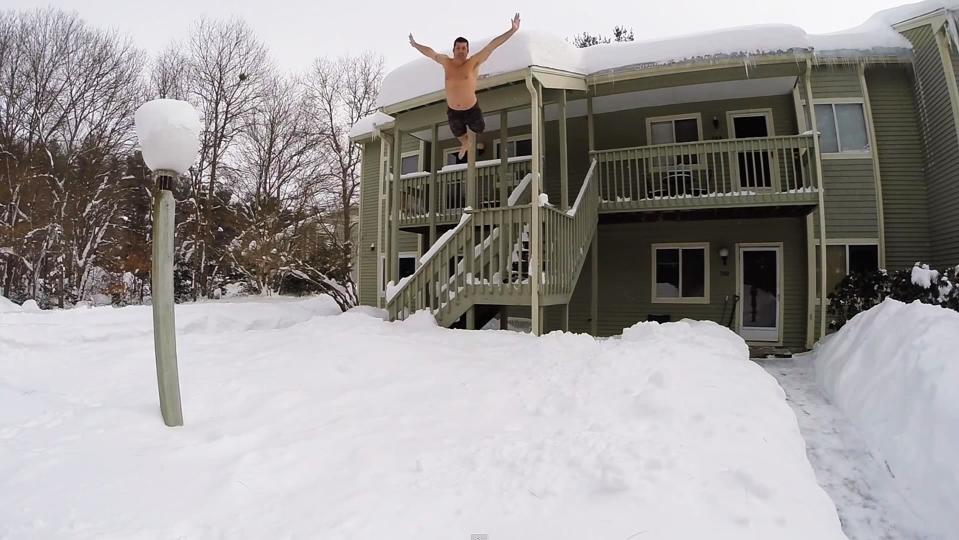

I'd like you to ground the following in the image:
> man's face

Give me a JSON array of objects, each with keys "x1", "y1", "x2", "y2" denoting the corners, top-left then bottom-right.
[{"x1": 453, "y1": 41, "x2": 469, "y2": 60}]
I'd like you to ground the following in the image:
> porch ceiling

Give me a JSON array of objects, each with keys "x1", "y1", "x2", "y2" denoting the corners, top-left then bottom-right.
[{"x1": 411, "y1": 75, "x2": 798, "y2": 143}]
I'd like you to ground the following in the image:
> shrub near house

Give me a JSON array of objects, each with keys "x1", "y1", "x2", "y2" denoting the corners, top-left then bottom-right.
[{"x1": 827, "y1": 263, "x2": 959, "y2": 329}]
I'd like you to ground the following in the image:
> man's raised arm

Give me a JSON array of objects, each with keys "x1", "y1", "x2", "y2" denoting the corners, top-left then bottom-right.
[
  {"x1": 409, "y1": 34, "x2": 447, "y2": 64},
  {"x1": 471, "y1": 13, "x2": 521, "y2": 65}
]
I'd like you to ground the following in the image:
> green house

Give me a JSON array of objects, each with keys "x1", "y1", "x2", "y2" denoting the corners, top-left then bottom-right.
[{"x1": 349, "y1": 3, "x2": 959, "y2": 350}]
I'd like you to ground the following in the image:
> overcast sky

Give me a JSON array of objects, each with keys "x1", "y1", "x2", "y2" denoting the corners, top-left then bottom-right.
[{"x1": 8, "y1": 0, "x2": 909, "y2": 73}]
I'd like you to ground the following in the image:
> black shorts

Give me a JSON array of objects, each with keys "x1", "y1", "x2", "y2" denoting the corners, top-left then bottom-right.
[{"x1": 447, "y1": 103, "x2": 485, "y2": 138}]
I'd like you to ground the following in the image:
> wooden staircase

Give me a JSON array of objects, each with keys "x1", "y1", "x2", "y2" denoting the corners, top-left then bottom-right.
[{"x1": 387, "y1": 161, "x2": 599, "y2": 330}]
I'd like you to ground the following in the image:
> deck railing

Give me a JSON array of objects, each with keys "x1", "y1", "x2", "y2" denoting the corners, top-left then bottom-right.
[
  {"x1": 397, "y1": 156, "x2": 533, "y2": 225},
  {"x1": 542, "y1": 159, "x2": 598, "y2": 297},
  {"x1": 591, "y1": 134, "x2": 818, "y2": 208},
  {"x1": 387, "y1": 159, "x2": 601, "y2": 326}
]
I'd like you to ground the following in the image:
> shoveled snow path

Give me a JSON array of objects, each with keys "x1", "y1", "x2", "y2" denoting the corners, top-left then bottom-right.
[{"x1": 760, "y1": 355, "x2": 931, "y2": 540}]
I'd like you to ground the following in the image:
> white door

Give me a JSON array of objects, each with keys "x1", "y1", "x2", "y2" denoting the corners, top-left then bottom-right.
[{"x1": 738, "y1": 245, "x2": 781, "y2": 342}]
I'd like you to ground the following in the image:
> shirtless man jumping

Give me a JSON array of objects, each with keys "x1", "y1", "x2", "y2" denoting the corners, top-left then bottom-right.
[{"x1": 409, "y1": 13, "x2": 521, "y2": 159}]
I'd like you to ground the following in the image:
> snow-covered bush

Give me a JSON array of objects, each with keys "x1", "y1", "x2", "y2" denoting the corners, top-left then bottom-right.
[{"x1": 828, "y1": 262, "x2": 959, "y2": 329}]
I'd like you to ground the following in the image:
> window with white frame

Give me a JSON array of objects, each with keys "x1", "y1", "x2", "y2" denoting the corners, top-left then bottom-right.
[
  {"x1": 652, "y1": 243, "x2": 709, "y2": 303},
  {"x1": 647, "y1": 115, "x2": 701, "y2": 145},
  {"x1": 400, "y1": 151, "x2": 421, "y2": 175},
  {"x1": 646, "y1": 114, "x2": 702, "y2": 166},
  {"x1": 378, "y1": 253, "x2": 419, "y2": 297},
  {"x1": 495, "y1": 135, "x2": 532, "y2": 159},
  {"x1": 443, "y1": 148, "x2": 462, "y2": 166},
  {"x1": 813, "y1": 102, "x2": 870, "y2": 154},
  {"x1": 815, "y1": 242, "x2": 879, "y2": 296}
]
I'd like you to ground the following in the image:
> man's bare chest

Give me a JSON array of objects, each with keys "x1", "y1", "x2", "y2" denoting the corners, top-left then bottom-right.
[{"x1": 445, "y1": 65, "x2": 476, "y2": 82}]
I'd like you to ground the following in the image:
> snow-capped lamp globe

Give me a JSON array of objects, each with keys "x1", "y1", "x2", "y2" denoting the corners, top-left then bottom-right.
[{"x1": 134, "y1": 99, "x2": 202, "y2": 428}]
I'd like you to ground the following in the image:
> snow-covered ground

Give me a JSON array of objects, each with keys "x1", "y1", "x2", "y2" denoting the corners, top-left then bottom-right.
[
  {"x1": 761, "y1": 357, "x2": 930, "y2": 539},
  {"x1": 0, "y1": 297, "x2": 845, "y2": 539},
  {"x1": 763, "y1": 298, "x2": 959, "y2": 540},
  {"x1": 815, "y1": 299, "x2": 959, "y2": 538}
]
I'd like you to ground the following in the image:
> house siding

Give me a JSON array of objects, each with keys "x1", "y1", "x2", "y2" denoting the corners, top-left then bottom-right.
[
  {"x1": 903, "y1": 25, "x2": 959, "y2": 267},
  {"x1": 556, "y1": 216, "x2": 809, "y2": 350},
  {"x1": 866, "y1": 65, "x2": 933, "y2": 269},
  {"x1": 814, "y1": 159, "x2": 879, "y2": 238},
  {"x1": 811, "y1": 66, "x2": 863, "y2": 99},
  {"x1": 358, "y1": 141, "x2": 381, "y2": 306}
]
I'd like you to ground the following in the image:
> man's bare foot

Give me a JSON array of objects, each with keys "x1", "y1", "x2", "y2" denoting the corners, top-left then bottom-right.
[{"x1": 457, "y1": 142, "x2": 468, "y2": 159}]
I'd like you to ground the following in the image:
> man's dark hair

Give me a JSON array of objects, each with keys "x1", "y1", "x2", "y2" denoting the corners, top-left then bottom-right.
[{"x1": 454, "y1": 37, "x2": 469, "y2": 48}]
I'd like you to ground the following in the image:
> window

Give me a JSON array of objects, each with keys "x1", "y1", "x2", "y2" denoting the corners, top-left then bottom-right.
[
  {"x1": 444, "y1": 148, "x2": 469, "y2": 166},
  {"x1": 378, "y1": 253, "x2": 419, "y2": 297},
  {"x1": 646, "y1": 114, "x2": 702, "y2": 167},
  {"x1": 813, "y1": 103, "x2": 869, "y2": 154},
  {"x1": 815, "y1": 242, "x2": 879, "y2": 296},
  {"x1": 400, "y1": 152, "x2": 420, "y2": 175},
  {"x1": 398, "y1": 255, "x2": 416, "y2": 278},
  {"x1": 652, "y1": 244, "x2": 709, "y2": 303},
  {"x1": 495, "y1": 136, "x2": 532, "y2": 159},
  {"x1": 648, "y1": 115, "x2": 701, "y2": 145}
]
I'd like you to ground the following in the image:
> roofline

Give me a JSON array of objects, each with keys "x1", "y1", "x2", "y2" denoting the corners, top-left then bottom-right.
[
  {"x1": 893, "y1": 8, "x2": 949, "y2": 32},
  {"x1": 377, "y1": 48, "x2": 913, "y2": 118},
  {"x1": 382, "y1": 68, "x2": 532, "y2": 116}
]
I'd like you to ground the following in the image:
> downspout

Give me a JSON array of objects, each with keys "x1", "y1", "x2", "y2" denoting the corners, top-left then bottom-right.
[{"x1": 525, "y1": 71, "x2": 542, "y2": 336}]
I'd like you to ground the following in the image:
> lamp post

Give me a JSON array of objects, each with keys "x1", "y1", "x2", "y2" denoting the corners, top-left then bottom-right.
[{"x1": 134, "y1": 99, "x2": 202, "y2": 427}]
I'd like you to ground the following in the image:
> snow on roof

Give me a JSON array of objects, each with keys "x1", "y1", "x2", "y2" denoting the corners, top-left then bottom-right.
[
  {"x1": 376, "y1": 3, "x2": 937, "y2": 110},
  {"x1": 866, "y1": 0, "x2": 959, "y2": 27},
  {"x1": 348, "y1": 111, "x2": 395, "y2": 140}
]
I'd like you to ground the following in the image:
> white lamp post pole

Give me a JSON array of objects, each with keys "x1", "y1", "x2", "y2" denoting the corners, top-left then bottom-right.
[
  {"x1": 135, "y1": 99, "x2": 202, "y2": 427},
  {"x1": 151, "y1": 169, "x2": 182, "y2": 426}
]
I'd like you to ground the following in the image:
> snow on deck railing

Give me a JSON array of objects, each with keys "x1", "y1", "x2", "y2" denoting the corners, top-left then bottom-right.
[
  {"x1": 438, "y1": 155, "x2": 532, "y2": 173},
  {"x1": 386, "y1": 209, "x2": 473, "y2": 304}
]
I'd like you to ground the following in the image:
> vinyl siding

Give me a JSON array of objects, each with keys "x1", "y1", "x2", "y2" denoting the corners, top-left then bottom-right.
[
  {"x1": 866, "y1": 65, "x2": 933, "y2": 269},
  {"x1": 556, "y1": 216, "x2": 809, "y2": 350},
  {"x1": 358, "y1": 141, "x2": 381, "y2": 306},
  {"x1": 903, "y1": 25, "x2": 959, "y2": 267},
  {"x1": 811, "y1": 66, "x2": 863, "y2": 99},
  {"x1": 814, "y1": 159, "x2": 879, "y2": 238}
]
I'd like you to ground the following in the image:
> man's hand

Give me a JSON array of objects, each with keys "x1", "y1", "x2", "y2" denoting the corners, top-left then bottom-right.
[
  {"x1": 511, "y1": 13, "x2": 521, "y2": 32},
  {"x1": 409, "y1": 33, "x2": 416, "y2": 46}
]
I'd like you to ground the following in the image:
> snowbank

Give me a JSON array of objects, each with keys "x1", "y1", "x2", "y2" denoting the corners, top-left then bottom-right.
[
  {"x1": 0, "y1": 300, "x2": 846, "y2": 539},
  {"x1": 0, "y1": 295, "x2": 21, "y2": 313},
  {"x1": 815, "y1": 299, "x2": 959, "y2": 537}
]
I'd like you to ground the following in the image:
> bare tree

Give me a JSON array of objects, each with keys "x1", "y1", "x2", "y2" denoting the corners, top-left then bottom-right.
[
  {"x1": 0, "y1": 9, "x2": 145, "y2": 305},
  {"x1": 149, "y1": 43, "x2": 191, "y2": 101},
  {"x1": 305, "y1": 52, "x2": 383, "y2": 299},
  {"x1": 181, "y1": 16, "x2": 269, "y2": 298}
]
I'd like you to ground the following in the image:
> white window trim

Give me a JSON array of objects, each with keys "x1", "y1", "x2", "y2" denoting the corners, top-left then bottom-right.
[
  {"x1": 493, "y1": 134, "x2": 533, "y2": 159},
  {"x1": 651, "y1": 242, "x2": 710, "y2": 304},
  {"x1": 813, "y1": 239, "x2": 880, "y2": 304},
  {"x1": 645, "y1": 113, "x2": 704, "y2": 146},
  {"x1": 400, "y1": 150, "x2": 423, "y2": 174},
  {"x1": 442, "y1": 147, "x2": 463, "y2": 166},
  {"x1": 805, "y1": 99, "x2": 872, "y2": 158},
  {"x1": 378, "y1": 250, "x2": 422, "y2": 299},
  {"x1": 726, "y1": 108, "x2": 777, "y2": 139}
]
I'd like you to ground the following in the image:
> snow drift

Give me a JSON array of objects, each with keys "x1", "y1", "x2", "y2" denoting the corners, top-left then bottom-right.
[
  {"x1": 815, "y1": 299, "x2": 959, "y2": 537},
  {"x1": 0, "y1": 298, "x2": 845, "y2": 539}
]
